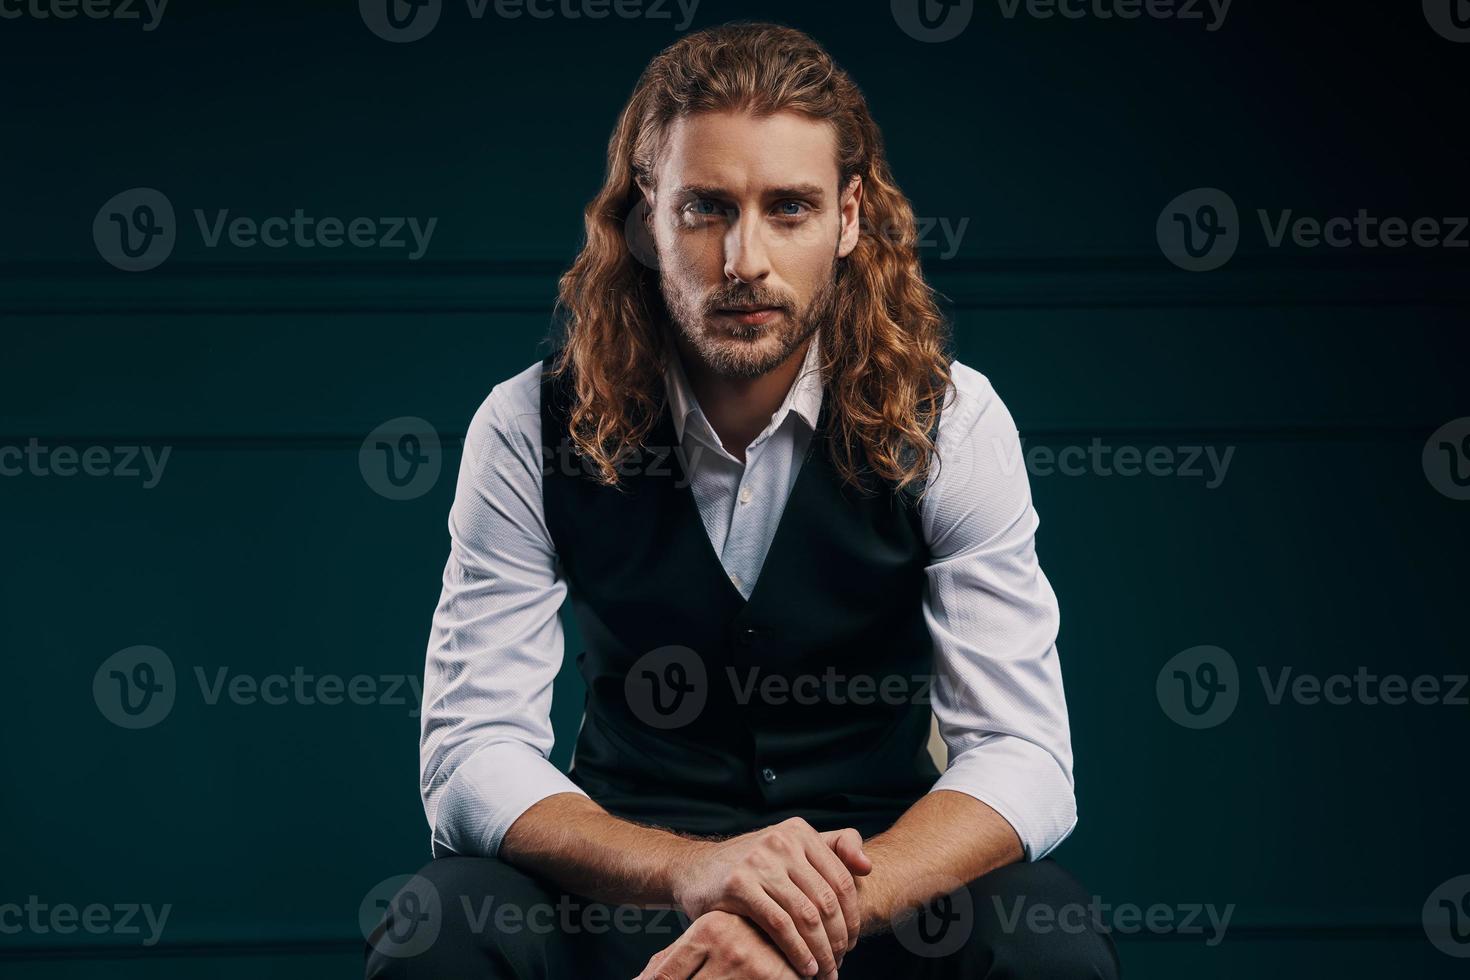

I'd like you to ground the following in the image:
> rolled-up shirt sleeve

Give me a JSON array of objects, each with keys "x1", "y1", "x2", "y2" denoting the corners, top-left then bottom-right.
[
  {"x1": 921, "y1": 362, "x2": 1077, "y2": 861},
  {"x1": 419, "y1": 364, "x2": 588, "y2": 859}
]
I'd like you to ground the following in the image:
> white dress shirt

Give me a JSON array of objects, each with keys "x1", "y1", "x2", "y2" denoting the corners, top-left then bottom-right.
[{"x1": 419, "y1": 333, "x2": 1077, "y2": 862}]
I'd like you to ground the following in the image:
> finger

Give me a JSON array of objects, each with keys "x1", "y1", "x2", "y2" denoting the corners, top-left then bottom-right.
[
  {"x1": 787, "y1": 861, "x2": 848, "y2": 969},
  {"x1": 747, "y1": 890, "x2": 819, "y2": 977},
  {"x1": 766, "y1": 879, "x2": 835, "y2": 978},
  {"x1": 808, "y1": 834, "x2": 864, "y2": 950},
  {"x1": 634, "y1": 951, "x2": 662, "y2": 980},
  {"x1": 818, "y1": 828, "x2": 872, "y2": 876},
  {"x1": 639, "y1": 942, "x2": 703, "y2": 980}
]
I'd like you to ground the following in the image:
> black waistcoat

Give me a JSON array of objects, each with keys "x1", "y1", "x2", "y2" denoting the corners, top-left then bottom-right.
[{"x1": 540, "y1": 352, "x2": 941, "y2": 840}]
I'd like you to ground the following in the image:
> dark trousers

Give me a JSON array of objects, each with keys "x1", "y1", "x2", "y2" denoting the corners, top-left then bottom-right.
[{"x1": 364, "y1": 854, "x2": 1120, "y2": 979}]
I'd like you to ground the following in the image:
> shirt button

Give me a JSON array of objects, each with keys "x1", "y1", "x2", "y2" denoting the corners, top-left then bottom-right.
[
  {"x1": 729, "y1": 572, "x2": 742, "y2": 588},
  {"x1": 738, "y1": 487, "x2": 753, "y2": 504},
  {"x1": 760, "y1": 767, "x2": 777, "y2": 784}
]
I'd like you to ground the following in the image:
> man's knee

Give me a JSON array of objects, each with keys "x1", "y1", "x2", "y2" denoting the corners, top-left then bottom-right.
[
  {"x1": 955, "y1": 859, "x2": 1120, "y2": 979},
  {"x1": 363, "y1": 856, "x2": 551, "y2": 979}
]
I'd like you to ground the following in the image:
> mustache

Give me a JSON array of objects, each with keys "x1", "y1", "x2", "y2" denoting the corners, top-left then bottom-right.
[{"x1": 704, "y1": 287, "x2": 791, "y2": 313}]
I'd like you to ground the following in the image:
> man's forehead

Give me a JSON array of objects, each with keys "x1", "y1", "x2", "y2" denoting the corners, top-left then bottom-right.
[{"x1": 656, "y1": 109, "x2": 840, "y2": 192}]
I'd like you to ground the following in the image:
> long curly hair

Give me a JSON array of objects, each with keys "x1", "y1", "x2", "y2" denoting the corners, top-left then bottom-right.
[{"x1": 549, "y1": 21, "x2": 953, "y2": 499}]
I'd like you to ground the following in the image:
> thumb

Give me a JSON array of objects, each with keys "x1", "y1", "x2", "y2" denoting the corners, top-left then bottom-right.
[{"x1": 820, "y1": 827, "x2": 872, "y2": 875}]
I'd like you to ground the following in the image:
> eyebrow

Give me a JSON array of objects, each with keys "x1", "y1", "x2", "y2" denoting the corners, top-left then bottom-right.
[{"x1": 675, "y1": 183, "x2": 828, "y2": 203}]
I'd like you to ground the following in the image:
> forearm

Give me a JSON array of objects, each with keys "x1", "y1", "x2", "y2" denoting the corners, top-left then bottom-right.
[
  {"x1": 854, "y1": 789, "x2": 1023, "y2": 937},
  {"x1": 499, "y1": 792, "x2": 706, "y2": 908}
]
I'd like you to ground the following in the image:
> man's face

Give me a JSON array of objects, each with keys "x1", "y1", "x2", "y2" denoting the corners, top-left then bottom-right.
[{"x1": 645, "y1": 109, "x2": 861, "y2": 379}]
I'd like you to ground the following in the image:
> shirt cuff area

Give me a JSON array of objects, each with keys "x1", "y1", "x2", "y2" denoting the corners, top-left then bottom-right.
[
  {"x1": 429, "y1": 740, "x2": 589, "y2": 859},
  {"x1": 927, "y1": 735, "x2": 1078, "y2": 861}
]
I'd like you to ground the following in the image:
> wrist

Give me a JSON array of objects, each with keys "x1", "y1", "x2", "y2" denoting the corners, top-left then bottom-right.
[
  {"x1": 854, "y1": 871, "x2": 895, "y2": 937},
  {"x1": 659, "y1": 835, "x2": 705, "y2": 908}
]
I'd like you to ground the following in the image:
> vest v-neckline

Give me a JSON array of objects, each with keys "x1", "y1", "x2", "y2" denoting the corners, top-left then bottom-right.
[{"x1": 662, "y1": 393, "x2": 831, "y2": 611}]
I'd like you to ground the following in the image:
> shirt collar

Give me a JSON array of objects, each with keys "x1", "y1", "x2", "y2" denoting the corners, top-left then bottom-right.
[{"x1": 663, "y1": 331, "x2": 825, "y2": 448}]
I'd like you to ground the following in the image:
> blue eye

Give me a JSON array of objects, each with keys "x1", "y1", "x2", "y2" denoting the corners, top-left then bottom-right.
[
  {"x1": 691, "y1": 199, "x2": 721, "y2": 216},
  {"x1": 776, "y1": 201, "x2": 810, "y2": 218}
]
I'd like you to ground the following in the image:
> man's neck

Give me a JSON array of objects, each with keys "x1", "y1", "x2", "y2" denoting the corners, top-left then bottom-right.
[{"x1": 672, "y1": 333, "x2": 813, "y2": 464}]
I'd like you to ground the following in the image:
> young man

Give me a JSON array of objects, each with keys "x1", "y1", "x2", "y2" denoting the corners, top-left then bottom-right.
[{"x1": 367, "y1": 21, "x2": 1120, "y2": 980}]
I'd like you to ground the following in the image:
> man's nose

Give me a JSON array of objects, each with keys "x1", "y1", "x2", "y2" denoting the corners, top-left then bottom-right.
[{"x1": 723, "y1": 216, "x2": 771, "y2": 284}]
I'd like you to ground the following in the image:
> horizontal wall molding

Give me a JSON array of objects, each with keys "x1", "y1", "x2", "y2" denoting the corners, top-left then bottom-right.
[
  {"x1": 0, "y1": 922, "x2": 1432, "y2": 962},
  {"x1": 2, "y1": 254, "x2": 1465, "y2": 316},
  {"x1": 0, "y1": 425, "x2": 1443, "y2": 447}
]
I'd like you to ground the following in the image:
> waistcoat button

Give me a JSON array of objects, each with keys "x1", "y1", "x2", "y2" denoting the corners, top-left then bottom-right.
[{"x1": 760, "y1": 767, "x2": 777, "y2": 784}]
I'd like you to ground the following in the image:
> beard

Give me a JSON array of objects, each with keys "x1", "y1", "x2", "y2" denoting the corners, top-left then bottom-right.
[{"x1": 659, "y1": 257, "x2": 840, "y2": 380}]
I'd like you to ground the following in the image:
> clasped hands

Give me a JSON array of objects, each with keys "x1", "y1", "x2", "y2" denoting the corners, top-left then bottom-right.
[{"x1": 633, "y1": 818, "x2": 873, "y2": 980}]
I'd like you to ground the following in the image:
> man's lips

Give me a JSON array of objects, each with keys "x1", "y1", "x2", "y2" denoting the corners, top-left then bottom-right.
[{"x1": 713, "y1": 306, "x2": 783, "y2": 326}]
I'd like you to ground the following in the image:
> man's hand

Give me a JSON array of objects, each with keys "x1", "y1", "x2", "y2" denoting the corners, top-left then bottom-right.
[
  {"x1": 633, "y1": 910, "x2": 805, "y2": 980},
  {"x1": 668, "y1": 818, "x2": 871, "y2": 979}
]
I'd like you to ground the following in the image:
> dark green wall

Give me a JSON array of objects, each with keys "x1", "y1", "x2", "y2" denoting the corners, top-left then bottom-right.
[{"x1": 2, "y1": 1, "x2": 1466, "y2": 976}]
